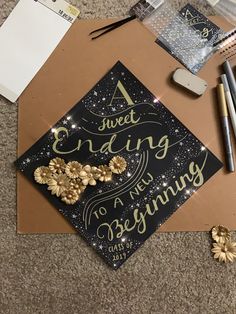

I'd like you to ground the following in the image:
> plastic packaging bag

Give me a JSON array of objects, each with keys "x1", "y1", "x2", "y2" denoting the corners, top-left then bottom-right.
[{"x1": 130, "y1": 0, "x2": 223, "y2": 73}]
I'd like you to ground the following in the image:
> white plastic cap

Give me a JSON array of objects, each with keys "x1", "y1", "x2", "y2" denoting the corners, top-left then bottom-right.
[{"x1": 206, "y1": 0, "x2": 220, "y2": 7}]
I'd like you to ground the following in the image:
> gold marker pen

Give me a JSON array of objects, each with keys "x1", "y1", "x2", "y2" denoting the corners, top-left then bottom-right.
[{"x1": 217, "y1": 84, "x2": 235, "y2": 172}]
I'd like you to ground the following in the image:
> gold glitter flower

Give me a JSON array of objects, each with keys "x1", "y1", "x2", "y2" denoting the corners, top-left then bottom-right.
[
  {"x1": 65, "y1": 161, "x2": 82, "y2": 179},
  {"x1": 98, "y1": 165, "x2": 112, "y2": 182},
  {"x1": 34, "y1": 166, "x2": 52, "y2": 184},
  {"x1": 47, "y1": 174, "x2": 70, "y2": 197},
  {"x1": 49, "y1": 157, "x2": 66, "y2": 174},
  {"x1": 92, "y1": 167, "x2": 102, "y2": 180},
  {"x1": 79, "y1": 165, "x2": 98, "y2": 186},
  {"x1": 211, "y1": 225, "x2": 231, "y2": 244},
  {"x1": 69, "y1": 178, "x2": 87, "y2": 194},
  {"x1": 212, "y1": 241, "x2": 236, "y2": 263},
  {"x1": 34, "y1": 155, "x2": 126, "y2": 204},
  {"x1": 61, "y1": 189, "x2": 80, "y2": 205},
  {"x1": 109, "y1": 156, "x2": 127, "y2": 174}
]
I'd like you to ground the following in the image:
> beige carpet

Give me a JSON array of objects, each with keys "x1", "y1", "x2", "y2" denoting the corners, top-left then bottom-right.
[{"x1": 1, "y1": 0, "x2": 236, "y2": 313}]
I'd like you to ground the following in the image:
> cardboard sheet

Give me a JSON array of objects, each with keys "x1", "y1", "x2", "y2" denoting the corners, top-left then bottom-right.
[{"x1": 17, "y1": 17, "x2": 236, "y2": 233}]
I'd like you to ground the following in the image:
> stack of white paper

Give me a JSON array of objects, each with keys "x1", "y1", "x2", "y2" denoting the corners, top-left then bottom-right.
[{"x1": 0, "y1": 0, "x2": 80, "y2": 102}]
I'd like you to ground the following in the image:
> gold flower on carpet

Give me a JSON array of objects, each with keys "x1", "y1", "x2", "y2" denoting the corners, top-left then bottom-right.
[
  {"x1": 98, "y1": 165, "x2": 112, "y2": 182},
  {"x1": 211, "y1": 225, "x2": 231, "y2": 244},
  {"x1": 211, "y1": 241, "x2": 236, "y2": 263},
  {"x1": 65, "y1": 161, "x2": 82, "y2": 179},
  {"x1": 79, "y1": 165, "x2": 98, "y2": 186},
  {"x1": 69, "y1": 178, "x2": 87, "y2": 194},
  {"x1": 49, "y1": 157, "x2": 66, "y2": 174},
  {"x1": 61, "y1": 189, "x2": 80, "y2": 205},
  {"x1": 109, "y1": 156, "x2": 127, "y2": 174},
  {"x1": 47, "y1": 174, "x2": 70, "y2": 197},
  {"x1": 34, "y1": 166, "x2": 52, "y2": 184}
]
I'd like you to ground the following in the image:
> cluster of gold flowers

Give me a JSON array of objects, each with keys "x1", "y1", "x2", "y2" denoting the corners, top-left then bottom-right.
[
  {"x1": 211, "y1": 225, "x2": 236, "y2": 263},
  {"x1": 34, "y1": 156, "x2": 127, "y2": 205}
]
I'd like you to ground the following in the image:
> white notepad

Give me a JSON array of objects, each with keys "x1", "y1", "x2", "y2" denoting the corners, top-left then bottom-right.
[{"x1": 0, "y1": 0, "x2": 80, "y2": 102}]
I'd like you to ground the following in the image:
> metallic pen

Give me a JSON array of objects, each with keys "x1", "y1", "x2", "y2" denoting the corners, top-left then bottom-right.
[
  {"x1": 223, "y1": 61, "x2": 236, "y2": 109},
  {"x1": 221, "y1": 74, "x2": 236, "y2": 139},
  {"x1": 217, "y1": 84, "x2": 235, "y2": 172}
]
